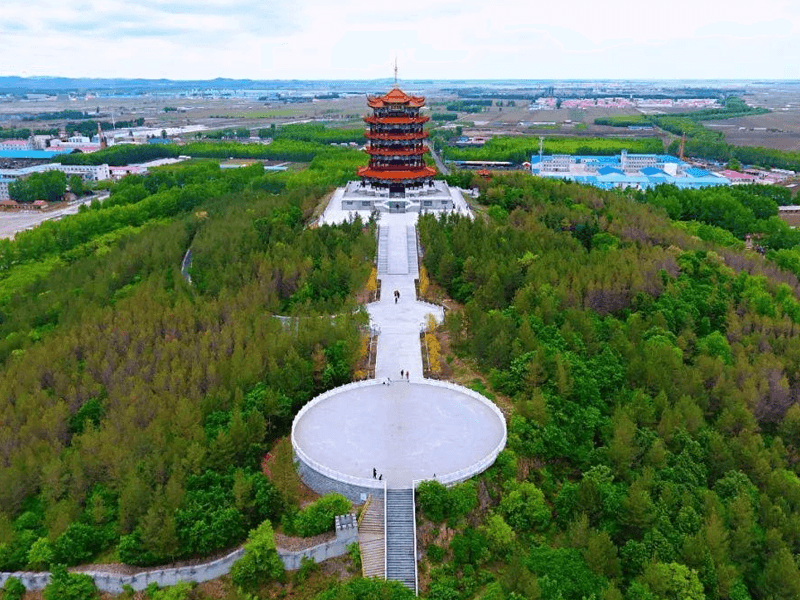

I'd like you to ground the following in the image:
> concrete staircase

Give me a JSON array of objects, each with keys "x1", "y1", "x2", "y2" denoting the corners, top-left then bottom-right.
[
  {"x1": 377, "y1": 225, "x2": 389, "y2": 275},
  {"x1": 406, "y1": 225, "x2": 419, "y2": 277},
  {"x1": 358, "y1": 495, "x2": 386, "y2": 579},
  {"x1": 386, "y1": 489, "x2": 416, "y2": 591}
]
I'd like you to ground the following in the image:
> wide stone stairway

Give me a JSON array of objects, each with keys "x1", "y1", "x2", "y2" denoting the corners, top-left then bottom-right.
[
  {"x1": 385, "y1": 489, "x2": 416, "y2": 590},
  {"x1": 358, "y1": 495, "x2": 386, "y2": 579},
  {"x1": 377, "y1": 225, "x2": 390, "y2": 275}
]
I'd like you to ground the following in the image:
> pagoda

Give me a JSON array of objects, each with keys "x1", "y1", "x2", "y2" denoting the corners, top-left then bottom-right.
[{"x1": 357, "y1": 86, "x2": 437, "y2": 196}]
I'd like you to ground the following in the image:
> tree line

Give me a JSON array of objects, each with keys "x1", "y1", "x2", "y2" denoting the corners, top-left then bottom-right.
[
  {"x1": 445, "y1": 136, "x2": 664, "y2": 164},
  {"x1": 57, "y1": 139, "x2": 367, "y2": 167},
  {"x1": 65, "y1": 118, "x2": 145, "y2": 138}
]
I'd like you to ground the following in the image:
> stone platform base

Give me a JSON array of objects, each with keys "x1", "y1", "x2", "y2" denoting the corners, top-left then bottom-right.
[{"x1": 340, "y1": 180, "x2": 455, "y2": 213}]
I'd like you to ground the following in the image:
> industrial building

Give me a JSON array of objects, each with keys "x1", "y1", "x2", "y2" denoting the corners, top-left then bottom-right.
[
  {"x1": 0, "y1": 163, "x2": 110, "y2": 201},
  {"x1": 0, "y1": 148, "x2": 75, "y2": 162},
  {"x1": 530, "y1": 151, "x2": 730, "y2": 190}
]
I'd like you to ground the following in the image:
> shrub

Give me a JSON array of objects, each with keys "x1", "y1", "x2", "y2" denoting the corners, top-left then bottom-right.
[
  {"x1": 427, "y1": 544, "x2": 445, "y2": 563},
  {"x1": 289, "y1": 494, "x2": 350, "y2": 537},
  {"x1": 230, "y1": 520, "x2": 284, "y2": 591},
  {"x1": 53, "y1": 523, "x2": 103, "y2": 566},
  {"x1": 417, "y1": 481, "x2": 477, "y2": 524},
  {"x1": 417, "y1": 481, "x2": 450, "y2": 522},
  {"x1": 315, "y1": 578, "x2": 415, "y2": 600},
  {"x1": 1, "y1": 577, "x2": 26, "y2": 600},
  {"x1": 43, "y1": 565, "x2": 98, "y2": 600},
  {"x1": 26, "y1": 536, "x2": 54, "y2": 570},
  {"x1": 347, "y1": 542, "x2": 361, "y2": 572},
  {"x1": 148, "y1": 581, "x2": 193, "y2": 600},
  {"x1": 499, "y1": 482, "x2": 550, "y2": 533}
]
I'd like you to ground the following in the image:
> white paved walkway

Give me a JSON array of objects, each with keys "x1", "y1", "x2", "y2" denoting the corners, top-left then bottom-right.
[
  {"x1": 366, "y1": 213, "x2": 443, "y2": 380},
  {"x1": 317, "y1": 190, "x2": 473, "y2": 380}
]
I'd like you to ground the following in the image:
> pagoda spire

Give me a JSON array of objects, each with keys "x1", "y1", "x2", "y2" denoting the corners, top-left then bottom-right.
[{"x1": 393, "y1": 57, "x2": 398, "y2": 88}]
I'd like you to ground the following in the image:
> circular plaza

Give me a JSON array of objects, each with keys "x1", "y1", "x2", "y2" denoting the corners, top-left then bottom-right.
[{"x1": 292, "y1": 379, "x2": 507, "y2": 492}]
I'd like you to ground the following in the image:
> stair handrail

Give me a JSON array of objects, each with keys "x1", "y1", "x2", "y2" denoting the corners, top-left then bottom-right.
[
  {"x1": 411, "y1": 480, "x2": 420, "y2": 597},
  {"x1": 383, "y1": 479, "x2": 388, "y2": 581},
  {"x1": 358, "y1": 494, "x2": 372, "y2": 528}
]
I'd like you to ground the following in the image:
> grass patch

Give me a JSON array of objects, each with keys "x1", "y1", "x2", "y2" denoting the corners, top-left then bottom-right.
[
  {"x1": 0, "y1": 256, "x2": 63, "y2": 305},
  {"x1": 0, "y1": 222, "x2": 157, "y2": 306},
  {"x1": 468, "y1": 378, "x2": 496, "y2": 401}
]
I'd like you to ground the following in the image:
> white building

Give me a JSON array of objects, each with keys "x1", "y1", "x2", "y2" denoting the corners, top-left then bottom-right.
[
  {"x1": 0, "y1": 163, "x2": 110, "y2": 201},
  {"x1": 0, "y1": 139, "x2": 34, "y2": 151},
  {"x1": 0, "y1": 178, "x2": 12, "y2": 201},
  {"x1": 0, "y1": 163, "x2": 110, "y2": 190}
]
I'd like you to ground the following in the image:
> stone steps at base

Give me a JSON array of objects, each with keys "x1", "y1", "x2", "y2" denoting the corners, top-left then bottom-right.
[
  {"x1": 358, "y1": 495, "x2": 386, "y2": 580},
  {"x1": 385, "y1": 489, "x2": 416, "y2": 591}
]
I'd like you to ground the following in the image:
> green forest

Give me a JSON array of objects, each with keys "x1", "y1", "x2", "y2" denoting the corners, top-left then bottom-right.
[
  {"x1": 57, "y1": 136, "x2": 367, "y2": 168},
  {"x1": 444, "y1": 136, "x2": 664, "y2": 164},
  {"x1": 6, "y1": 143, "x2": 800, "y2": 600},
  {"x1": 0, "y1": 149, "x2": 376, "y2": 580}
]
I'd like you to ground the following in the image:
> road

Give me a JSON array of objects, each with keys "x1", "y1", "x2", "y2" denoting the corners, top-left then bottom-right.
[
  {"x1": 427, "y1": 142, "x2": 449, "y2": 176},
  {"x1": 0, "y1": 193, "x2": 109, "y2": 240}
]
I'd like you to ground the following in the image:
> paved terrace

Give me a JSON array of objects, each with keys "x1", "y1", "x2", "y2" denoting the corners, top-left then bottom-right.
[
  {"x1": 293, "y1": 380, "x2": 505, "y2": 488},
  {"x1": 294, "y1": 201, "x2": 506, "y2": 491}
]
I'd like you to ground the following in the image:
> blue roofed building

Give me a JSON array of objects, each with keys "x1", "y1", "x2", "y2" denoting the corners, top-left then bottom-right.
[
  {"x1": 0, "y1": 149, "x2": 75, "y2": 160},
  {"x1": 531, "y1": 150, "x2": 730, "y2": 190}
]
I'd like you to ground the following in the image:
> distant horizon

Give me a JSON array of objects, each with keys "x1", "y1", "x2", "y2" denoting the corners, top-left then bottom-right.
[
  {"x1": 4, "y1": 0, "x2": 798, "y2": 82},
  {"x1": 3, "y1": 75, "x2": 800, "y2": 83}
]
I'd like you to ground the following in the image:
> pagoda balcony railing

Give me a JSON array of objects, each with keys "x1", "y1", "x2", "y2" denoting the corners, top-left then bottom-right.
[
  {"x1": 373, "y1": 110, "x2": 421, "y2": 118},
  {"x1": 368, "y1": 123, "x2": 424, "y2": 131},
  {"x1": 368, "y1": 129, "x2": 424, "y2": 137},
  {"x1": 366, "y1": 139, "x2": 425, "y2": 147},
  {"x1": 363, "y1": 115, "x2": 430, "y2": 125},
  {"x1": 365, "y1": 131, "x2": 429, "y2": 141},
  {"x1": 365, "y1": 148, "x2": 427, "y2": 157},
  {"x1": 365, "y1": 164, "x2": 427, "y2": 171}
]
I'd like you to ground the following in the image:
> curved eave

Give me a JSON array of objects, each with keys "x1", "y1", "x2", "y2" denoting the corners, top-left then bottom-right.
[
  {"x1": 366, "y1": 87, "x2": 427, "y2": 110},
  {"x1": 356, "y1": 166, "x2": 437, "y2": 180},
  {"x1": 364, "y1": 115, "x2": 430, "y2": 125},
  {"x1": 367, "y1": 98, "x2": 426, "y2": 109}
]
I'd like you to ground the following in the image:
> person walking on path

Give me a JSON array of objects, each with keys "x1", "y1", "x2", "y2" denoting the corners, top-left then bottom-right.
[
  {"x1": 373, "y1": 468, "x2": 377, "y2": 479},
  {"x1": 406, "y1": 371, "x2": 409, "y2": 382},
  {"x1": 400, "y1": 369, "x2": 404, "y2": 379}
]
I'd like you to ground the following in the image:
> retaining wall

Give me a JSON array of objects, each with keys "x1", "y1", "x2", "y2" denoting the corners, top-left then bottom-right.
[
  {"x1": 296, "y1": 456, "x2": 383, "y2": 502},
  {"x1": 0, "y1": 515, "x2": 358, "y2": 593},
  {"x1": 280, "y1": 513, "x2": 358, "y2": 570}
]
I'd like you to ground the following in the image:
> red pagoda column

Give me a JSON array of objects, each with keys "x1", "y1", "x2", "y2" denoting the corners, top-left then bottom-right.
[{"x1": 357, "y1": 88, "x2": 437, "y2": 196}]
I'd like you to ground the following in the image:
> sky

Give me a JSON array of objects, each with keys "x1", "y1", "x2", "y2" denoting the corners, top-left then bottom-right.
[{"x1": 2, "y1": 0, "x2": 799, "y2": 80}]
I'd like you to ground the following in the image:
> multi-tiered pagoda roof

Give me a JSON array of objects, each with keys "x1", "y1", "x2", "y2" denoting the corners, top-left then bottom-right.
[{"x1": 357, "y1": 87, "x2": 436, "y2": 194}]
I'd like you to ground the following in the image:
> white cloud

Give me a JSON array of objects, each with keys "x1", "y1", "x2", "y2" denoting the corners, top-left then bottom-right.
[{"x1": 0, "y1": 0, "x2": 797, "y2": 79}]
